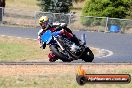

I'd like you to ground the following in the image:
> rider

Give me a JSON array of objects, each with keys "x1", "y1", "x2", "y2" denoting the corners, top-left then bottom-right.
[
  {"x1": 38, "y1": 16, "x2": 76, "y2": 62},
  {"x1": 37, "y1": 16, "x2": 74, "y2": 48},
  {"x1": 38, "y1": 16, "x2": 80, "y2": 48}
]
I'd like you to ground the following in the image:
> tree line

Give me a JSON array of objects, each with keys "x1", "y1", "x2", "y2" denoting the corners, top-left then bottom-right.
[
  {"x1": 37, "y1": 0, "x2": 131, "y2": 19},
  {"x1": 0, "y1": 0, "x2": 131, "y2": 19}
]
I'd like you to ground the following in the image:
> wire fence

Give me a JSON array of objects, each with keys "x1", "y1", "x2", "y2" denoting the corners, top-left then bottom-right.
[
  {"x1": 0, "y1": 8, "x2": 35, "y2": 27},
  {"x1": 34, "y1": 11, "x2": 72, "y2": 27},
  {"x1": 34, "y1": 12, "x2": 132, "y2": 33},
  {"x1": 0, "y1": 8, "x2": 132, "y2": 33},
  {"x1": 69, "y1": 16, "x2": 132, "y2": 33}
]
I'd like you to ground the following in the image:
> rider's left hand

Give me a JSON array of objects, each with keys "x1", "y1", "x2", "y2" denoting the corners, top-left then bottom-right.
[{"x1": 60, "y1": 29, "x2": 65, "y2": 34}]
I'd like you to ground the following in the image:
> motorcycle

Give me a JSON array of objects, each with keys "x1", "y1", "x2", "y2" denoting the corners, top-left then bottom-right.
[{"x1": 41, "y1": 29, "x2": 94, "y2": 62}]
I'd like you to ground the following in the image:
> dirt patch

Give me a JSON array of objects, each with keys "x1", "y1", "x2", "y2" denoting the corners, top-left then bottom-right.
[{"x1": 0, "y1": 65, "x2": 132, "y2": 76}]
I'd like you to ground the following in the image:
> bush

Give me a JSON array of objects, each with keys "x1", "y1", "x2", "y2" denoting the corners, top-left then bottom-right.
[{"x1": 82, "y1": 0, "x2": 131, "y2": 19}]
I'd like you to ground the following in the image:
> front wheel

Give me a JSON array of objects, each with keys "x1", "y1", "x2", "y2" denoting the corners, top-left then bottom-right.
[
  {"x1": 50, "y1": 45, "x2": 72, "y2": 62},
  {"x1": 62, "y1": 59, "x2": 72, "y2": 62},
  {"x1": 82, "y1": 47, "x2": 94, "y2": 62}
]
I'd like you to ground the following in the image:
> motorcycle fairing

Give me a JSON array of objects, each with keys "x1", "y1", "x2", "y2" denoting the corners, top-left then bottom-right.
[
  {"x1": 41, "y1": 29, "x2": 61, "y2": 44},
  {"x1": 41, "y1": 30, "x2": 52, "y2": 44}
]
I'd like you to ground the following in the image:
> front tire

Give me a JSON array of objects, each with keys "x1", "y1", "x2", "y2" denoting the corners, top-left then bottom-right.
[
  {"x1": 82, "y1": 47, "x2": 94, "y2": 62},
  {"x1": 50, "y1": 45, "x2": 71, "y2": 62},
  {"x1": 62, "y1": 59, "x2": 72, "y2": 62}
]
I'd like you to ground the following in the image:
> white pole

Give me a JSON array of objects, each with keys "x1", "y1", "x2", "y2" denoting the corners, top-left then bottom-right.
[{"x1": 105, "y1": 17, "x2": 109, "y2": 32}]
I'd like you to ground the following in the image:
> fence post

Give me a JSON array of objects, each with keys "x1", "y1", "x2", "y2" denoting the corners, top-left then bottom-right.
[
  {"x1": 0, "y1": 7, "x2": 3, "y2": 23},
  {"x1": 68, "y1": 13, "x2": 72, "y2": 25},
  {"x1": 34, "y1": 11, "x2": 37, "y2": 29},
  {"x1": 105, "y1": 17, "x2": 109, "y2": 32}
]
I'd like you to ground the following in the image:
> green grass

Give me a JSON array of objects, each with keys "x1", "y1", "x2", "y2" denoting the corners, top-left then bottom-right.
[
  {"x1": 0, "y1": 36, "x2": 49, "y2": 61},
  {"x1": 0, "y1": 72, "x2": 131, "y2": 88},
  {"x1": 0, "y1": 74, "x2": 76, "y2": 88},
  {"x1": 0, "y1": 65, "x2": 131, "y2": 88},
  {"x1": 0, "y1": 43, "x2": 40, "y2": 61},
  {"x1": 0, "y1": 43, "x2": 29, "y2": 60}
]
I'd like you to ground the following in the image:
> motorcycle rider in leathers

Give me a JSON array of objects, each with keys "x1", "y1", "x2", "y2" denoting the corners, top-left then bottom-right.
[{"x1": 38, "y1": 16, "x2": 80, "y2": 62}]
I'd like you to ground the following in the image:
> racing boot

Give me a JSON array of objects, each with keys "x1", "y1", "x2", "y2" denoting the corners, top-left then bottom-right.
[{"x1": 48, "y1": 52, "x2": 58, "y2": 62}]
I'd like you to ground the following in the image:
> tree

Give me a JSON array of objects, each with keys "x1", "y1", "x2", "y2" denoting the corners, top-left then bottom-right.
[
  {"x1": 82, "y1": 0, "x2": 131, "y2": 19},
  {"x1": 73, "y1": 0, "x2": 85, "y2": 3},
  {"x1": 0, "y1": 0, "x2": 6, "y2": 7},
  {"x1": 37, "y1": 0, "x2": 72, "y2": 13},
  {"x1": 0, "y1": 0, "x2": 6, "y2": 15},
  {"x1": 127, "y1": 1, "x2": 132, "y2": 19}
]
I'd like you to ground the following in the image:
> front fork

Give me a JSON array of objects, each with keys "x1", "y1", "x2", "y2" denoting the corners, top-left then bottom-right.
[
  {"x1": 53, "y1": 36, "x2": 65, "y2": 51},
  {"x1": 81, "y1": 33, "x2": 86, "y2": 45}
]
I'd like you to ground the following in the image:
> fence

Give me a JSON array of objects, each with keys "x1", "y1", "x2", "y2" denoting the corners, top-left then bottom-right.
[
  {"x1": 0, "y1": 8, "x2": 35, "y2": 27},
  {"x1": 0, "y1": 8, "x2": 132, "y2": 34},
  {"x1": 69, "y1": 16, "x2": 132, "y2": 33},
  {"x1": 34, "y1": 11, "x2": 72, "y2": 27},
  {"x1": 34, "y1": 12, "x2": 132, "y2": 33}
]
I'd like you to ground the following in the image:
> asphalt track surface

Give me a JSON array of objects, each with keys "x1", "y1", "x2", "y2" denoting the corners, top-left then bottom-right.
[{"x1": 0, "y1": 26, "x2": 132, "y2": 63}]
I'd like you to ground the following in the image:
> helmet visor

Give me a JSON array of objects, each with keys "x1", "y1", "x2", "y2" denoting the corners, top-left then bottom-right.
[{"x1": 41, "y1": 21, "x2": 49, "y2": 28}]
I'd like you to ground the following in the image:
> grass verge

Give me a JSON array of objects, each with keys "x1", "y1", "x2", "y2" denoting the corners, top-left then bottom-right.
[
  {"x1": 0, "y1": 65, "x2": 131, "y2": 88},
  {"x1": 0, "y1": 36, "x2": 49, "y2": 61}
]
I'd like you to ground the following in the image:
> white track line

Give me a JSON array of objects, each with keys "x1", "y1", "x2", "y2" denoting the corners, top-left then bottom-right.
[
  {"x1": 98, "y1": 49, "x2": 113, "y2": 58},
  {"x1": 0, "y1": 35, "x2": 37, "y2": 41}
]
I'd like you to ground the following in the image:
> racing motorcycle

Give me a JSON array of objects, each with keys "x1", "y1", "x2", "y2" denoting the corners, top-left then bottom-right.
[{"x1": 41, "y1": 29, "x2": 94, "y2": 62}]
